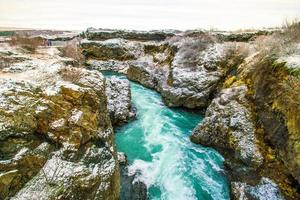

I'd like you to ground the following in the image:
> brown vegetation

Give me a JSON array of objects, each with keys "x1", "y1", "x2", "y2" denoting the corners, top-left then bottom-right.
[
  {"x1": 9, "y1": 34, "x2": 43, "y2": 53},
  {"x1": 60, "y1": 39, "x2": 84, "y2": 65},
  {"x1": 0, "y1": 55, "x2": 12, "y2": 69},
  {"x1": 59, "y1": 67, "x2": 83, "y2": 82}
]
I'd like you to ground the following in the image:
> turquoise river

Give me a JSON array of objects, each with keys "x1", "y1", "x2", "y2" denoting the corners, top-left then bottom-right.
[{"x1": 105, "y1": 73, "x2": 230, "y2": 200}]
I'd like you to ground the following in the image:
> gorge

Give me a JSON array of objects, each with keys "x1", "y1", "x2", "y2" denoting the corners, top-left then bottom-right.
[{"x1": 0, "y1": 23, "x2": 300, "y2": 200}]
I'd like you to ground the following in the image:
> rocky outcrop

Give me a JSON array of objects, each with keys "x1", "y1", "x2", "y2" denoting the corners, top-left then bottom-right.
[
  {"x1": 81, "y1": 28, "x2": 227, "y2": 109},
  {"x1": 159, "y1": 39, "x2": 224, "y2": 108},
  {"x1": 78, "y1": 27, "x2": 300, "y2": 199},
  {"x1": 85, "y1": 28, "x2": 176, "y2": 41},
  {"x1": 106, "y1": 76, "x2": 135, "y2": 125},
  {"x1": 81, "y1": 39, "x2": 141, "y2": 61},
  {"x1": 191, "y1": 86, "x2": 263, "y2": 167},
  {"x1": 0, "y1": 59, "x2": 120, "y2": 199}
]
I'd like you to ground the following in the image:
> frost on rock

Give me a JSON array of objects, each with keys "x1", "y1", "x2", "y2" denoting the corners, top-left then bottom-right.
[
  {"x1": 160, "y1": 40, "x2": 224, "y2": 108},
  {"x1": 231, "y1": 177, "x2": 285, "y2": 200},
  {"x1": 106, "y1": 76, "x2": 135, "y2": 125}
]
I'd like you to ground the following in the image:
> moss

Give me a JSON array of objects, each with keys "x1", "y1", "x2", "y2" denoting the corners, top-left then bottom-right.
[
  {"x1": 144, "y1": 43, "x2": 177, "y2": 67},
  {"x1": 273, "y1": 60, "x2": 300, "y2": 78},
  {"x1": 223, "y1": 76, "x2": 237, "y2": 88}
]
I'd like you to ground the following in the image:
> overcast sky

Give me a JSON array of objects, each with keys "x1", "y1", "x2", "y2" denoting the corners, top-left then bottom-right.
[{"x1": 0, "y1": 0, "x2": 299, "y2": 30}]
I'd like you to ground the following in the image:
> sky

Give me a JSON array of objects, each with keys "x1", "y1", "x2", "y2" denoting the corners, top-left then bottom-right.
[{"x1": 0, "y1": 0, "x2": 299, "y2": 31}]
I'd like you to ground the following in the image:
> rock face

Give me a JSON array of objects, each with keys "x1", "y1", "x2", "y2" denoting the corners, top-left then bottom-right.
[
  {"x1": 0, "y1": 46, "x2": 120, "y2": 199},
  {"x1": 87, "y1": 59, "x2": 129, "y2": 73},
  {"x1": 191, "y1": 86, "x2": 263, "y2": 167},
  {"x1": 106, "y1": 76, "x2": 135, "y2": 125},
  {"x1": 127, "y1": 59, "x2": 163, "y2": 90},
  {"x1": 190, "y1": 45, "x2": 300, "y2": 199}
]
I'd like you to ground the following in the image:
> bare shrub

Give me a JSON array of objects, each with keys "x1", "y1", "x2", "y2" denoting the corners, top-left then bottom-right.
[
  {"x1": 174, "y1": 34, "x2": 215, "y2": 69},
  {"x1": 9, "y1": 33, "x2": 43, "y2": 53},
  {"x1": 59, "y1": 67, "x2": 83, "y2": 82},
  {"x1": 282, "y1": 20, "x2": 300, "y2": 43},
  {"x1": 253, "y1": 20, "x2": 300, "y2": 57},
  {"x1": 222, "y1": 42, "x2": 251, "y2": 67},
  {"x1": 60, "y1": 39, "x2": 84, "y2": 65},
  {"x1": 0, "y1": 55, "x2": 12, "y2": 69},
  {"x1": 254, "y1": 35, "x2": 279, "y2": 54}
]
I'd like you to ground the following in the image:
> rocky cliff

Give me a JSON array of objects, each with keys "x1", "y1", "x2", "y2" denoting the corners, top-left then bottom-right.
[
  {"x1": 0, "y1": 45, "x2": 124, "y2": 199},
  {"x1": 0, "y1": 25, "x2": 299, "y2": 200}
]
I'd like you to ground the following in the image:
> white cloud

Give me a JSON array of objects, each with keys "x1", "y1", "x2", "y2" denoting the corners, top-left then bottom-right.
[{"x1": 0, "y1": 0, "x2": 299, "y2": 30}]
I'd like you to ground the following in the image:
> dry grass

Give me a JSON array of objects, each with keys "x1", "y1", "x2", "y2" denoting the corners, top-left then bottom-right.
[
  {"x1": 253, "y1": 20, "x2": 300, "y2": 57},
  {"x1": 171, "y1": 34, "x2": 215, "y2": 69},
  {"x1": 60, "y1": 39, "x2": 84, "y2": 66},
  {"x1": 9, "y1": 33, "x2": 43, "y2": 53},
  {"x1": 221, "y1": 42, "x2": 251, "y2": 71},
  {"x1": 282, "y1": 20, "x2": 300, "y2": 43}
]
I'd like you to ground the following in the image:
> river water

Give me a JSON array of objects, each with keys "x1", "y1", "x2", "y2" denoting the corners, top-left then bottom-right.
[{"x1": 105, "y1": 73, "x2": 229, "y2": 200}]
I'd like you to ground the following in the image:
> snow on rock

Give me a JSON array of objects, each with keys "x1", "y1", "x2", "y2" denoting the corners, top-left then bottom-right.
[{"x1": 191, "y1": 86, "x2": 263, "y2": 167}]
